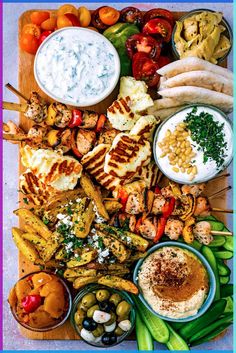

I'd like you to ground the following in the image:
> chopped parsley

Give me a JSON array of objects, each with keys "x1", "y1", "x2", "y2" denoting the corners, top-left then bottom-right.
[
  {"x1": 42, "y1": 217, "x2": 50, "y2": 225},
  {"x1": 23, "y1": 197, "x2": 29, "y2": 204},
  {"x1": 67, "y1": 206, "x2": 73, "y2": 216}
]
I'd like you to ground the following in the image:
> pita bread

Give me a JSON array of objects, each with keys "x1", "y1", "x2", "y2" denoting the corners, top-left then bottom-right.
[
  {"x1": 147, "y1": 105, "x2": 186, "y2": 121},
  {"x1": 159, "y1": 86, "x2": 233, "y2": 113},
  {"x1": 159, "y1": 70, "x2": 233, "y2": 96},
  {"x1": 148, "y1": 98, "x2": 184, "y2": 111},
  {"x1": 157, "y1": 57, "x2": 233, "y2": 80}
]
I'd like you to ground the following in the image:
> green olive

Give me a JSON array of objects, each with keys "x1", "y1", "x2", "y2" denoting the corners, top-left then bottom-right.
[
  {"x1": 81, "y1": 293, "x2": 97, "y2": 309},
  {"x1": 77, "y1": 301, "x2": 87, "y2": 311},
  {"x1": 92, "y1": 324, "x2": 104, "y2": 337},
  {"x1": 117, "y1": 314, "x2": 129, "y2": 322},
  {"x1": 115, "y1": 326, "x2": 125, "y2": 336},
  {"x1": 106, "y1": 311, "x2": 117, "y2": 325},
  {"x1": 87, "y1": 304, "x2": 99, "y2": 318},
  {"x1": 74, "y1": 308, "x2": 86, "y2": 326},
  {"x1": 116, "y1": 301, "x2": 131, "y2": 317},
  {"x1": 109, "y1": 293, "x2": 122, "y2": 306},
  {"x1": 96, "y1": 289, "x2": 110, "y2": 302}
]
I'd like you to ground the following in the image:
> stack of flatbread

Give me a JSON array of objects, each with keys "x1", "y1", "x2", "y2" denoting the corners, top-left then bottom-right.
[{"x1": 148, "y1": 57, "x2": 233, "y2": 119}]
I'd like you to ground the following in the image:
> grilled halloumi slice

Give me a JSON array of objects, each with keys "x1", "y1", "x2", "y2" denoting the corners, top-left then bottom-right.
[
  {"x1": 21, "y1": 145, "x2": 82, "y2": 192},
  {"x1": 107, "y1": 96, "x2": 140, "y2": 131},
  {"x1": 104, "y1": 133, "x2": 152, "y2": 180},
  {"x1": 81, "y1": 144, "x2": 124, "y2": 191},
  {"x1": 136, "y1": 161, "x2": 159, "y2": 189},
  {"x1": 130, "y1": 115, "x2": 160, "y2": 141},
  {"x1": 119, "y1": 76, "x2": 154, "y2": 113}
]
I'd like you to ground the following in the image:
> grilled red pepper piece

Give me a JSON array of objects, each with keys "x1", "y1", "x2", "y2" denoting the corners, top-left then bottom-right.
[
  {"x1": 126, "y1": 33, "x2": 162, "y2": 60},
  {"x1": 68, "y1": 109, "x2": 83, "y2": 128},
  {"x1": 117, "y1": 188, "x2": 129, "y2": 211},
  {"x1": 154, "y1": 185, "x2": 161, "y2": 194},
  {"x1": 71, "y1": 129, "x2": 82, "y2": 158},
  {"x1": 143, "y1": 8, "x2": 175, "y2": 27},
  {"x1": 162, "y1": 197, "x2": 175, "y2": 218},
  {"x1": 157, "y1": 55, "x2": 171, "y2": 68},
  {"x1": 22, "y1": 295, "x2": 42, "y2": 313},
  {"x1": 96, "y1": 114, "x2": 107, "y2": 132},
  {"x1": 132, "y1": 52, "x2": 160, "y2": 87},
  {"x1": 142, "y1": 18, "x2": 173, "y2": 43},
  {"x1": 134, "y1": 216, "x2": 143, "y2": 234},
  {"x1": 154, "y1": 217, "x2": 166, "y2": 242}
]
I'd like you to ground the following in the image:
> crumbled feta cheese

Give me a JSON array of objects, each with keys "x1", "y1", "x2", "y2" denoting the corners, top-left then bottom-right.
[{"x1": 57, "y1": 213, "x2": 66, "y2": 220}]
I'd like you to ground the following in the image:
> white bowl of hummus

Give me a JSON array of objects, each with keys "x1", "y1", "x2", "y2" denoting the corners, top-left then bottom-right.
[
  {"x1": 34, "y1": 27, "x2": 120, "y2": 107},
  {"x1": 133, "y1": 242, "x2": 216, "y2": 322},
  {"x1": 153, "y1": 104, "x2": 233, "y2": 184}
]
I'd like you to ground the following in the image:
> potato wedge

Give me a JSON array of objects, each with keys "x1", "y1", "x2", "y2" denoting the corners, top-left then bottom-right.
[
  {"x1": 96, "y1": 230, "x2": 130, "y2": 263},
  {"x1": 40, "y1": 232, "x2": 63, "y2": 262},
  {"x1": 127, "y1": 252, "x2": 147, "y2": 263},
  {"x1": 34, "y1": 258, "x2": 64, "y2": 269},
  {"x1": 73, "y1": 200, "x2": 95, "y2": 238},
  {"x1": 64, "y1": 268, "x2": 97, "y2": 279},
  {"x1": 8, "y1": 287, "x2": 17, "y2": 308},
  {"x1": 67, "y1": 250, "x2": 97, "y2": 268},
  {"x1": 55, "y1": 247, "x2": 67, "y2": 261},
  {"x1": 95, "y1": 224, "x2": 149, "y2": 252},
  {"x1": 45, "y1": 188, "x2": 86, "y2": 210},
  {"x1": 14, "y1": 209, "x2": 53, "y2": 240},
  {"x1": 73, "y1": 276, "x2": 99, "y2": 290},
  {"x1": 80, "y1": 173, "x2": 109, "y2": 220},
  {"x1": 104, "y1": 200, "x2": 122, "y2": 214},
  {"x1": 12, "y1": 227, "x2": 39, "y2": 262},
  {"x1": 15, "y1": 278, "x2": 32, "y2": 301},
  {"x1": 98, "y1": 275, "x2": 139, "y2": 295},
  {"x1": 21, "y1": 232, "x2": 47, "y2": 248},
  {"x1": 98, "y1": 268, "x2": 130, "y2": 277}
]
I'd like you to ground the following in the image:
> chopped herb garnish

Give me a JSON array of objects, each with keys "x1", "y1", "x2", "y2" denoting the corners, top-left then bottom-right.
[
  {"x1": 67, "y1": 206, "x2": 73, "y2": 215},
  {"x1": 43, "y1": 217, "x2": 50, "y2": 225},
  {"x1": 23, "y1": 197, "x2": 29, "y2": 204},
  {"x1": 184, "y1": 107, "x2": 227, "y2": 169}
]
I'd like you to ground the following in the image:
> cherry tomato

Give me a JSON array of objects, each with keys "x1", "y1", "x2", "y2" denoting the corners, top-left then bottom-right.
[
  {"x1": 20, "y1": 33, "x2": 39, "y2": 54},
  {"x1": 126, "y1": 34, "x2": 162, "y2": 61},
  {"x1": 87, "y1": 26, "x2": 99, "y2": 32},
  {"x1": 38, "y1": 30, "x2": 52, "y2": 45},
  {"x1": 98, "y1": 6, "x2": 120, "y2": 26},
  {"x1": 57, "y1": 4, "x2": 78, "y2": 17},
  {"x1": 120, "y1": 7, "x2": 143, "y2": 26},
  {"x1": 157, "y1": 55, "x2": 171, "y2": 68},
  {"x1": 91, "y1": 7, "x2": 108, "y2": 30},
  {"x1": 68, "y1": 110, "x2": 83, "y2": 128},
  {"x1": 64, "y1": 13, "x2": 80, "y2": 26},
  {"x1": 22, "y1": 295, "x2": 42, "y2": 313},
  {"x1": 30, "y1": 11, "x2": 50, "y2": 26},
  {"x1": 132, "y1": 52, "x2": 160, "y2": 88},
  {"x1": 143, "y1": 18, "x2": 173, "y2": 42},
  {"x1": 57, "y1": 14, "x2": 80, "y2": 29},
  {"x1": 143, "y1": 8, "x2": 175, "y2": 27},
  {"x1": 22, "y1": 24, "x2": 41, "y2": 39},
  {"x1": 117, "y1": 188, "x2": 129, "y2": 212},
  {"x1": 96, "y1": 114, "x2": 107, "y2": 132},
  {"x1": 41, "y1": 16, "x2": 57, "y2": 31},
  {"x1": 78, "y1": 6, "x2": 91, "y2": 27}
]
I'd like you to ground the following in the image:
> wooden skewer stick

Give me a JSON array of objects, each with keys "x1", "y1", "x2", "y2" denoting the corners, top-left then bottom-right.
[
  {"x1": 2, "y1": 101, "x2": 27, "y2": 113},
  {"x1": 157, "y1": 171, "x2": 163, "y2": 184},
  {"x1": 5, "y1": 83, "x2": 29, "y2": 102},
  {"x1": 210, "y1": 173, "x2": 230, "y2": 182},
  {"x1": 211, "y1": 207, "x2": 233, "y2": 214},
  {"x1": 211, "y1": 230, "x2": 233, "y2": 236},
  {"x1": 3, "y1": 122, "x2": 10, "y2": 132},
  {"x1": 3, "y1": 133, "x2": 30, "y2": 141},
  {"x1": 208, "y1": 186, "x2": 232, "y2": 200}
]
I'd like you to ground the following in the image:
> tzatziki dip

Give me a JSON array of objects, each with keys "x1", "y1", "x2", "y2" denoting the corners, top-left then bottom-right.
[
  {"x1": 154, "y1": 105, "x2": 233, "y2": 184},
  {"x1": 34, "y1": 28, "x2": 120, "y2": 106}
]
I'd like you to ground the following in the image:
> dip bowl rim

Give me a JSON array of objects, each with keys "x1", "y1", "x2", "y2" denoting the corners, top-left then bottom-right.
[
  {"x1": 153, "y1": 103, "x2": 233, "y2": 185},
  {"x1": 34, "y1": 26, "x2": 121, "y2": 107},
  {"x1": 133, "y1": 241, "x2": 216, "y2": 322}
]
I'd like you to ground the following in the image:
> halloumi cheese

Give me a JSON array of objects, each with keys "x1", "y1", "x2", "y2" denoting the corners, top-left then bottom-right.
[
  {"x1": 104, "y1": 133, "x2": 152, "y2": 180},
  {"x1": 130, "y1": 115, "x2": 160, "y2": 141},
  {"x1": 136, "y1": 161, "x2": 159, "y2": 189}
]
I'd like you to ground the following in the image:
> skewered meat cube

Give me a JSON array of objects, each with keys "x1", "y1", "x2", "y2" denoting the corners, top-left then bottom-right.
[
  {"x1": 24, "y1": 92, "x2": 48, "y2": 123},
  {"x1": 152, "y1": 194, "x2": 166, "y2": 215},
  {"x1": 194, "y1": 197, "x2": 211, "y2": 216},
  {"x1": 193, "y1": 221, "x2": 213, "y2": 245},
  {"x1": 76, "y1": 129, "x2": 96, "y2": 155},
  {"x1": 125, "y1": 191, "x2": 145, "y2": 215},
  {"x1": 181, "y1": 183, "x2": 206, "y2": 197},
  {"x1": 139, "y1": 218, "x2": 156, "y2": 240},
  {"x1": 164, "y1": 218, "x2": 184, "y2": 240}
]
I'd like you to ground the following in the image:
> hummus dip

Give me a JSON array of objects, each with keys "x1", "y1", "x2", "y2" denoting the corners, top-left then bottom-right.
[{"x1": 138, "y1": 246, "x2": 209, "y2": 319}]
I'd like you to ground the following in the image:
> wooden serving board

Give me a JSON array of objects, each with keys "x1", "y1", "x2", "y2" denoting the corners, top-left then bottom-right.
[{"x1": 17, "y1": 9, "x2": 229, "y2": 340}]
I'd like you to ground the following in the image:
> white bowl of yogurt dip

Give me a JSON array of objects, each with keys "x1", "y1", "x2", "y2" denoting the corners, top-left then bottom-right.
[
  {"x1": 153, "y1": 104, "x2": 233, "y2": 184},
  {"x1": 34, "y1": 27, "x2": 120, "y2": 107}
]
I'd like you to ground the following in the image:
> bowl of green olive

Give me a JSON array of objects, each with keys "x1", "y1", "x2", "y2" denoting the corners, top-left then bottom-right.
[{"x1": 70, "y1": 284, "x2": 135, "y2": 347}]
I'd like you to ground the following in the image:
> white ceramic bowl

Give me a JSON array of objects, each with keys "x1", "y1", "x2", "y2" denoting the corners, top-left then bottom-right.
[{"x1": 34, "y1": 27, "x2": 120, "y2": 107}]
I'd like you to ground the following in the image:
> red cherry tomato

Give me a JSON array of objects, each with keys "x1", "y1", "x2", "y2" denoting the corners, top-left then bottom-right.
[
  {"x1": 20, "y1": 33, "x2": 39, "y2": 54},
  {"x1": 21, "y1": 295, "x2": 42, "y2": 313},
  {"x1": 39, "y1": 31, "x2": 52, "y2": 45},
  {"x1": 64, "y1": 13, "x2": 80, "y2": 26},
  {"x1": 132, "y1": 52, "x2": 160, "y2": 88},
  {"x1": 157, "y1": 55, "x2": 171, "y2": 68},
  {"x1": 91, "y1": 7, "x2": 108, "y2": 30},
  {"x1": 30, "y1": 11, "x2": 50, "y2": 26},
  {"x1": 95, "y1": 114, "x2": 107, "y2": 133},
  {"x1": 126, "y1": 33, "x2": 162, "y2": 61},
  {"x1": 120, "y1": 7, "x2": 143, "y2": 26},
  {"x1": 143, "y1": 8, "x2": 174, "y2": 27},
  {"x1": 68, "y1": 110, "x2": 83, "y2": 128},
  {"x1": 143, "y1": 18, "x2": 173, "y2": 43}
]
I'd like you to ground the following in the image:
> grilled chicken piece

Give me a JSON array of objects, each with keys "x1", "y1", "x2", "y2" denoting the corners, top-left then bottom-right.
[
  {"x1": 76, "y1": 129, "x2": 96, "y2": 155},
  {"x1": 139, "y1": 218, "x2": 156, "y2": 240},
  {"x1": 165, "y1": 218, "x2": 184, "y2": 240},
  {"x1": 194, "y1": 197, "x2": 211, "y2": 216},
  {"x1": 54, "y1": 103, "x2": 72, "y2": 128},
  {"x1": 193, "y1": 221, "x2": 213, "y2": 245},
  {"x1": 152, "y1": 194, "x2": 166, "y2": 215},
  {"x1": 82, "y1": 111, "x2": 99, "y2": 129},
  {"x1": 98, "y1": 128, "x2": 119, "y2": 145},
  {"x1": 125, "y1": 192, "x2": 145, "y2": 214},
  {"x1": 182, "y1": 183, "x2": 206, "y2": 197},
  {"x1": 161, "y1": 185, "x2": 175, "y2": 198},
  {"x1": 25, "y1": 92, "x2": 48, "y2": 123}
]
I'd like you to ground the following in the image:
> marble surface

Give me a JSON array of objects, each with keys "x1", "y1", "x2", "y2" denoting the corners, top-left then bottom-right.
[{"x1": 3, "y1": 2, "x2": 233, "y2": 350}]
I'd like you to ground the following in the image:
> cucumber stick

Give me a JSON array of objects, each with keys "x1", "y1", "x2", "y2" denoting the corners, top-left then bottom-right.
[
  {"x1": 201, "y1": 246, "x2": 220, "y2": 300},
  {"x1": 221, "y1": 284, "x2": 233, "y2": 297},
  {"x1": 136, "y1": 311, "x2": 154, "y2": 351},
  {"x1": 190, "y1": 322, "x2": 232, "y2": 347},
  {"x1": 132, "y1": 295, "x2": 169, "y2": 343},
  {"x1": 166, "y1": 323, "x2": 189, "y2": 351}
]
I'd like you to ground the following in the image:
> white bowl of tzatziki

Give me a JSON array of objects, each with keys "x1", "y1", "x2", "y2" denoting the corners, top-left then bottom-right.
[
  {"x1": 153, "y1": 104, "x2": 233, "y2": 184},
  {"x1": 34, "y1": 27, "x2": 120, "y2": 107}
]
